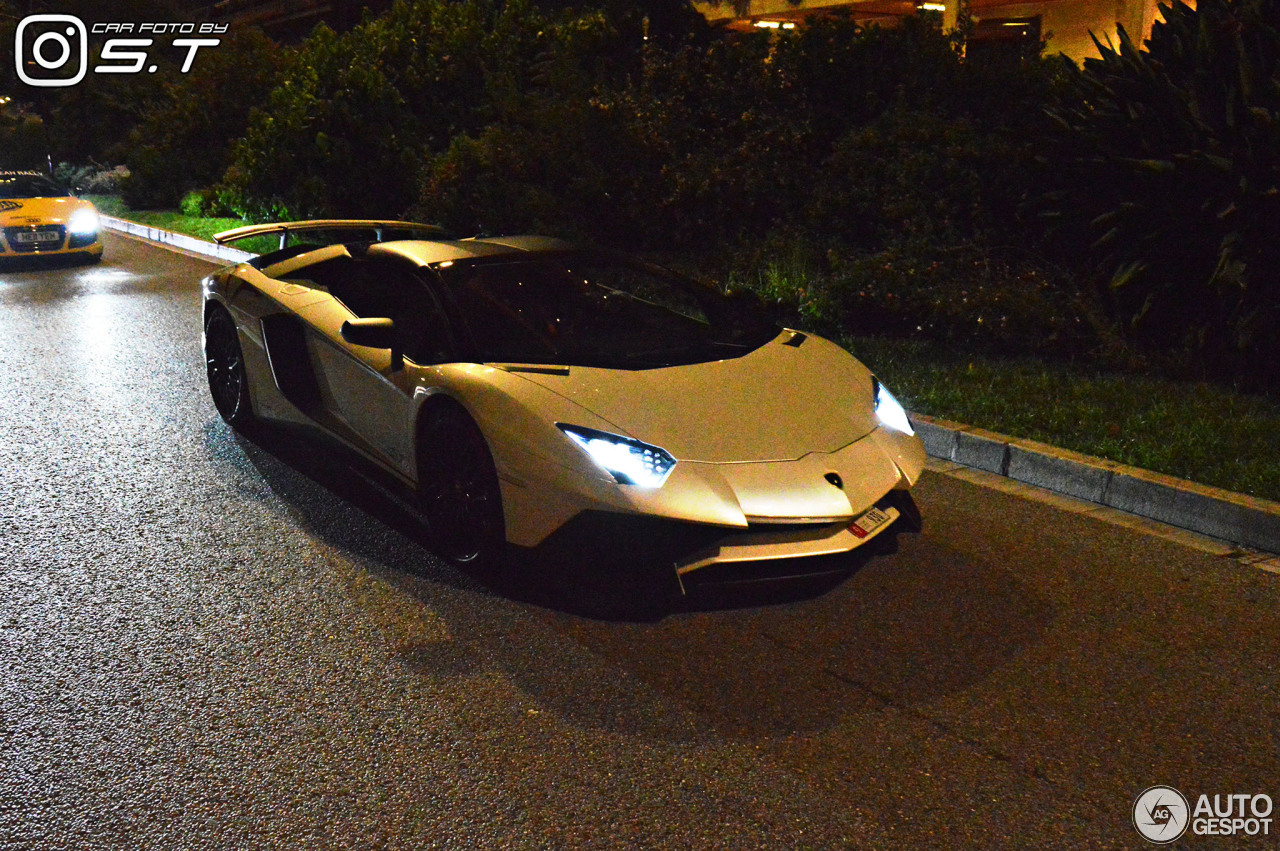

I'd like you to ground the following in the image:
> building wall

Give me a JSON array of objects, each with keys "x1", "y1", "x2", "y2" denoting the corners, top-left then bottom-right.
[
  {"x1": 1026, "y1": 0, "x2": 1156, "y2": 58},
  {"x1": 694, "y1": 0, "x2": 1165, "y2": 61}
]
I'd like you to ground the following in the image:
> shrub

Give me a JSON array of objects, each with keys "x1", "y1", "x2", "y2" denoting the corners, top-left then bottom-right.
[
  {"x1": 1041, "y1": 0, "x2": 1280, "y2": 385},
  {"x1": 83, "y1": 165, "x2": 130, "y2": 194},
  {"x1": 121, "y1": 28, "x2": 285, "y2": 210},
  {"x1": 411, "y1": 9, "x2": 638, "y2": 240},
  {"x1": 180, "y1": 189, "x2": 222, "y2": 218},
  {"x1": 223, "y1": 0, "x2": 560, "y2": 220}
]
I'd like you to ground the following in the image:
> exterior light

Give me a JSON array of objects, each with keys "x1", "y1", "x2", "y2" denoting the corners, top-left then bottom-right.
[
  {"x1": 558, "y1": 424, "x2": 677, "y2": 487},
  {"x1": 68, "y1": 208, "x2": 99, "y2": 235},
  {"x1": 872, "y1": 378, "x2": 914, "y2": 436}
]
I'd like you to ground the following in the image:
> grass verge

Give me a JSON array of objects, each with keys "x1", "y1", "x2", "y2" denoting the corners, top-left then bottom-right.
[
  {"x1": 88, "y1": 195, "x2": 250, "y2": 244},
  {"x1": 851, "y1": 335, "x2": 1280, "y2": 503},
  {"x1": 86, "y1": 195, "x2": 1280, "y2": 505}
]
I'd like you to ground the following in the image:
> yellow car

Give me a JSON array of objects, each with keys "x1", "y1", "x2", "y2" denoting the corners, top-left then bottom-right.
[{"x1": 0, "y1": 171, "x2": 103, "y2": 262}]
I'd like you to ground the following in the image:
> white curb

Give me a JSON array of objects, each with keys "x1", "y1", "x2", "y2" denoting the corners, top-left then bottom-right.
[
  {"x1": 102, "y1": 215, "x2": 255, "y2": 264},
  {"x1": 914, "y1": 413, "x2": 1280, "y2": 554}
]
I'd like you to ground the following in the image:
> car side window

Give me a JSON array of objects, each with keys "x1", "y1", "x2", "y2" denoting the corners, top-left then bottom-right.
[
  {"x1": 377, "y1": 260, "x2": 454, "y2": 366},
  {"x1": 344, "y1": 259, "x2": 454, "y2": 365},
  {"x1": 283, "y1": 255, "x2": 452, "y2": 364}
]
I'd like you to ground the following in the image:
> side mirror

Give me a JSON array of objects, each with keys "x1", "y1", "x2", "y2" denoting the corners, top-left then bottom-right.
[{"x1": 341, "y1": 317, "x2": 404, "y2": 371}]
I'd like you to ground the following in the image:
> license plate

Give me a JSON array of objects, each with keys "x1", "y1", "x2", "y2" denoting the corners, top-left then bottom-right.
[
  {"x1": 849, "y1": 505, "x2": 896, "y2": 539},
  {"x1": 15, "y1": 231, "x2": 59, "y2": 243}
]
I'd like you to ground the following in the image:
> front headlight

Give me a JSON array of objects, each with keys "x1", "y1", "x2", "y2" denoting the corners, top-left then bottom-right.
[
  {"x1": 68, "y1": 208, "x2": 99, "y2": 236},
  {"x1": 872, "y1": 376, "x2": 914, "y2": 436},
  {"x1": 557, "y1": 424, "x2": 677, "y2": 487}
]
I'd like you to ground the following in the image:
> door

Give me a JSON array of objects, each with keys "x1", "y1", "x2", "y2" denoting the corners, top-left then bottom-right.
[{"x1": 293, "y1": 255, "x2": 454, "y2": 477}]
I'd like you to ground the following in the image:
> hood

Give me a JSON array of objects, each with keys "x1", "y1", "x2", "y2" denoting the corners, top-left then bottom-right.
[
  {"x1": 0, "y1": 196, "x2": 92, "y2": 226},
  {"x1": 506, "y1": 332, "x2": 878, "y2": 463}
]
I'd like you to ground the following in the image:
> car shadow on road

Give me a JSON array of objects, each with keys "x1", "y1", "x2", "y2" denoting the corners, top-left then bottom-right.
[
  {"x1": 216, "y1": 417, "x2": 867, "y2": 621},
  {"x1": 209, "y1": 418, "x2": 479, "y2": 595},
  {"x1": 0, "y1": 253, "x2": 97, "y2": 273},
  {"x1": 205, "y1": 417, "x2": 1057, "y2": 742}
]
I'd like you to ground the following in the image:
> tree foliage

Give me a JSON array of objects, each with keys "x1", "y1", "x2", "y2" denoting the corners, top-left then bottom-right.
[
  {"x1": 1042, "y1": 0, "x2": 1280, "y2": 381},
  {"x1": 120, "y1": 28, "x2": 284, "y2": 209},
  {"x1": 221, "y1": 0, "x2": 561, "y2": 220}
]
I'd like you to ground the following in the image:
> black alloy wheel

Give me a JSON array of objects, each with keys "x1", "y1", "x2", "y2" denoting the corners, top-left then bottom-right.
[
  {"x1": 205, "y1": 307, "x2": 253, "y2": 426},
  {"x1": 417, "y1": 403, "x2": 507, "y2": 573}
]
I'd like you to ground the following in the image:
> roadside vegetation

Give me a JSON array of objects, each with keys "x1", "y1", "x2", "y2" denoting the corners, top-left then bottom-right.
[
  {"x1": 16, "y1": 0, "x2": 1275, "y2": 499},
  {"x1": 854, "y1": 336, "x2": 1280, "y2": 502},
  {"x1": 87, "y1": 194, "x2": 249, "y2": 244}
]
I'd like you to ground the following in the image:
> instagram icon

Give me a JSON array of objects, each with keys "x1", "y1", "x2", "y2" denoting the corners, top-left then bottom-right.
[{"x1": 15, "y1": 14, "x2": 88, "y2": 87}]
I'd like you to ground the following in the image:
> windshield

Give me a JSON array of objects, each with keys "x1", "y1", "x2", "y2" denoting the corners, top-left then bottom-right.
[
  {"x1": 441, "y1": 254, "x2": 778, "y2": 369},
  {"x1": 0, "y1": 174, "x2": 68, "y2": 200}
]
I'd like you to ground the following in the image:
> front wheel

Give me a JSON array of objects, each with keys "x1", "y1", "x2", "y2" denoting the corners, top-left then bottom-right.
[
  {"x1": 417, "y1": 403, "x2": 507, "y2": 573},
  {"x1": 204, "y1": 306, "x2": 253, "y2": 427}
]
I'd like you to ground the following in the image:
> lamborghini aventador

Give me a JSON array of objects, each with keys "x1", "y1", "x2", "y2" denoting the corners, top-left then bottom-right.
[{"x1": 202, "y1": 220, "x2": 925, "y2": 595}]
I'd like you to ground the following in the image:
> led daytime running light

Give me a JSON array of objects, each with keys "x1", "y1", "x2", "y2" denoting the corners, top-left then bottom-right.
[
  {"x1": 557, "y1": 424, "x2": 676, "y2": 487},
  {"x1": 873, "y1": 377, "x2": 915, "y2": 436},
  {"x1": 68, "y1": 208, "x2": 99, "y2": 236}
]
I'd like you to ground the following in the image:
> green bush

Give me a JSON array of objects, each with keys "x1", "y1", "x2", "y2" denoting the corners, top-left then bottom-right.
[
  {"x1": 82, "y1": 165, "x2": 130, "y2": 194},
  {"x1": 1042, "y1": 0, "x2": 1280, "y2": 385},
  {"x1": 222, "y1": 0, "x2": 562, "y2": 220},
  {"x1": 413, "y1": 8, "x2": 1084, "y2": 354},
  {"x1": 178, "y1": 189, "x2": 234, "y2": 218},
  {"x1": 121, "y1": 28, "x2": 284, "y2": 210},
  {"x1": 411, "y1": 9, "x2": 639, "y2": 240}
]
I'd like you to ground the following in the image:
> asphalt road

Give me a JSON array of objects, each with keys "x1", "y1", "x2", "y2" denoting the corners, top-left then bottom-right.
[{"x1": 1, "y1": 231, "x2": 1278, "y2": 850}]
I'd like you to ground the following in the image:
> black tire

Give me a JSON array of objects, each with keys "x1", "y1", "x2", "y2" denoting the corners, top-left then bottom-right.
[
  {"x1": 417, "y1": 403, "x2": 507, "y2": 573},
  {"x1": 204, "y1": 306, "x2": 253, "y2": 427}
]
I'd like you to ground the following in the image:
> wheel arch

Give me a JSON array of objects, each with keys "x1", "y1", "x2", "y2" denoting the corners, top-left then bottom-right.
[
  {"x1": 412, "y1": 389, "x2": 479, "y2": 484},
  {"x1": 203, "y1": 295, "x2": 232, "y2": 327}
]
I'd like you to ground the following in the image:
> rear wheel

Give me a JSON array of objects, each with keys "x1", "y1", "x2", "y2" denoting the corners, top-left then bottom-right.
[
  {"x1": 205, "y1": 306, "x2": 253, "y2": 427},
  {"x1": 417, "y1": 403, "x2": 507, "y2": 573}
]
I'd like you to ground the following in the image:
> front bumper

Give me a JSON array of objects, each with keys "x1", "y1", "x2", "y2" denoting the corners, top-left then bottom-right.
[
  {"x1": 673, "y1": 488, "x2": 921, "y2": 580},
  {"x1": 0, "y1": 224, "x2": 102, "y2": 257},
  {"x1": 499, "y1": 424, "x2": 928, "y2": 549},
  {"x1": 524, "y1": 489, "x2": 922, "y2": 595}
]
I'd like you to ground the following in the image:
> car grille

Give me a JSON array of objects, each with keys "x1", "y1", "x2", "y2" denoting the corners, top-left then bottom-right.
[{"x1": 4, "y1": 224, "x2": 66, "y2": 253}]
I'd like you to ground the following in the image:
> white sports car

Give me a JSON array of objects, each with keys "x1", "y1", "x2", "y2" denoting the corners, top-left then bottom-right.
[{"x1": 202, "y1": 221, "x2": 925, "y2": 598}]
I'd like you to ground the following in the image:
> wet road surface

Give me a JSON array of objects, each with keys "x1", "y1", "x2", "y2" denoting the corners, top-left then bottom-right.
[{"x1": 1, "y1": 232, "x2": 1278, "y2": 849}]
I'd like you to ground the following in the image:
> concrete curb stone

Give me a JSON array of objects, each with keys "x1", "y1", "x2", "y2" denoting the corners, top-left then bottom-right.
[
  {"x1": 102, "y1": 215, "x2": 254, "y2": 264},
  {"x1": 913, "y1": 413, "x2": 1280, "y2": 554}
]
